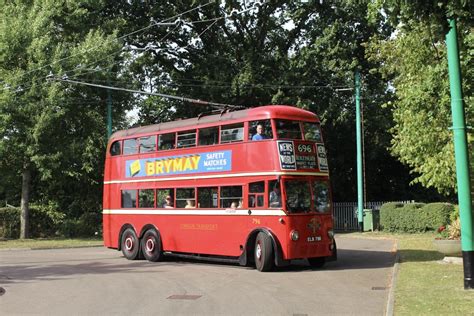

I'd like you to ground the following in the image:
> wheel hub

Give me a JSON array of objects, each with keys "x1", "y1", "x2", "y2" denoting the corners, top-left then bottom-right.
[
  {"x1": 146, "y1": 238, "x2": 155, "y2": 252},
  {"x1": 125, "y1": 237, "x2": 133, "y2": 251},
  {"x1": 256, "y1": 243, "x2": 262, "y2": 260}
]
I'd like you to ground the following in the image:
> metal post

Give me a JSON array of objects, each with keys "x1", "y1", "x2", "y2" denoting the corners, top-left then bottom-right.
[
  {"x1": 446, "y1": 18, "x2": 473, "y2": 290},
  {"x1": 355, "y1": 71, "x2": 364, "y2": 231}
]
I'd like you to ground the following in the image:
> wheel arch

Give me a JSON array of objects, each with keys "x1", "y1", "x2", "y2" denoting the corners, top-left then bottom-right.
[
  {"x1": 239, "y1": 228, "x2": 286, "y2": 267},
  {"x1": 139, "y1": 224, "x2": 160, "y2": 239}
]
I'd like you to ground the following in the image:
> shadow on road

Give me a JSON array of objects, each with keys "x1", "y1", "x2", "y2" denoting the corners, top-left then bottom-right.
[{"x1": 0, "y1": 247, "x2": 401, "y2": 285}]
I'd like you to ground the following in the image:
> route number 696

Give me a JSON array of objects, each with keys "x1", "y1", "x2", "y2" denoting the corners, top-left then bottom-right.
[{"x1": 298, "y1": 144, "x2": 312, "y2": 153}]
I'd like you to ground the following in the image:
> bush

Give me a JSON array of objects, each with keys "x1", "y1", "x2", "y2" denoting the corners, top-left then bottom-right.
[
  {"x1": 0, "y1": 204, "x2": 101, "y2": 239},
  {"x1": 380, "y1": 202, "x2": 454, "y2": 233},
  {"x1": 59, "y1": 212, "x2": 102, "y2": 238},
  {"x1": 422, "y1": 203, "x2": 454, "y2": 230},
  {"x1": 0, "y1": 207, "x2": 21, "y2": 238},
  {"x1": 0, "y1": 204, "x2": 65, "y2": 239}
]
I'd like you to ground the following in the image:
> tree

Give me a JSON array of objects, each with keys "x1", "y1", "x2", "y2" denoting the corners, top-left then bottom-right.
[
  {"x1": 0, "y1": 0, "x2": 132, "y2": 237},
  {"x1": 107, "y1": 0, "x2": 434, "y2": 201},
  {"x1": 366, "y1": 1, "x2": 473, "y2": 195}
]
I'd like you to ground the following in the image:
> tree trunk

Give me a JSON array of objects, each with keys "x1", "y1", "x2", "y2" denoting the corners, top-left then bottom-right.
[{"x1": 20, "y1": 164, "x2": 31, "y2": 239}]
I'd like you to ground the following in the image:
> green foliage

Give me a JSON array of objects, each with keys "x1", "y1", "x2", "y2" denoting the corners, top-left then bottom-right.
[
  {"x1": 59, "y1": 212, "x2": 102, "y2": 238},
  {"x1": 422, "y1": 202, "x2": 454, "y2": 229},
  {"x1": 0, "y1": 205, "x2": 101, "y2": 239},
  {"x1": 0, "y1": 0, "x2": 134, "y2": 234},
  {"x1": 0, "y1": 205, "x2": 62, "y2": 238},
  {"x1": 380, "y1": 202, "x2": 454, "y2": 233},
  {"x1": 366, "y1": 19, "x2": 473, "y2": 195},
  {"x1": 0, "y1": 207, "x2": 20, "y2": 239}
]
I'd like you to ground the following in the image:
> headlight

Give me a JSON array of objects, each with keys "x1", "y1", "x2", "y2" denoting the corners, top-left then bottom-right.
[
  {"x1": 290, "y1": 230, "x2": 299, "y2": 241},
  {"x1": 328, "y1": 230, "x2": 334, "y2": 239}
]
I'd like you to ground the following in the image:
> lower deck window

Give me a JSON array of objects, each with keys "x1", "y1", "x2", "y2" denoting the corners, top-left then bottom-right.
[
  {"x1": 176, "y1": 188, "x2": 196, "y2": 208},
  {"x1": 121, "y1": 190, "x2": 137, "y2": 208},
  {"x1": 198, "y1": 187, "x2": 218, "y2": 208},
  {"x1": 139, "y1": 189, "x2": 155, "y2": 208},
  {"x1": 220, "y1": 186, "x2": 242, "y2": 208}
]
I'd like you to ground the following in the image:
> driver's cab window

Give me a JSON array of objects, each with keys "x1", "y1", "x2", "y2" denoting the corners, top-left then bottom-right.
[
  {"x1": 268, "y1": 180, "x2": 281, "y2": 208},
  {"x1": 285, "y1": 180, "x2": 311, "y2": 213},
  {"x1": 248, "y1": 120, "x2": 273, "y2": 141}
]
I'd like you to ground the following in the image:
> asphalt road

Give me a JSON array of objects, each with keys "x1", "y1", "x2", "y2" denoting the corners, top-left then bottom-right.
[{"x1": 0, "y1": 236, "x2": 396, "y2": 315}]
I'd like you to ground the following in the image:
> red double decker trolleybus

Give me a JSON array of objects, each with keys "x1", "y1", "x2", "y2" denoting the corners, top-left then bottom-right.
[{"x1": 103, "y1": 105, "x2": 336, "y2": 271}]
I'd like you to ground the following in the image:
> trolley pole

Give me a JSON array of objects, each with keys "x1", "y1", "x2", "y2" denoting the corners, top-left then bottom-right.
[
  {"x1": 107, "y1": 82, "x2": 112, "y2": 139},
  {"x1": 355, "y1": 70, "x2": 364, "y2": 232},
  {"x1": 446, "y1": 18, "x2": 474, "y2": 290}
]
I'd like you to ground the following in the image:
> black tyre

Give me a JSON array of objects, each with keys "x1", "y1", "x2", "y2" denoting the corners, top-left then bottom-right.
[
  {"x1": 140, "y1": 229, "x2": 163, "y2": 262},
  {"x1": 308, "y1": 257, "x2": 325, "y2": 268},
  {"x1": 254, "y1": 232, "x2": 274, "y2": 272},
  {"x1": 121, "y1": 227, "x2": 140, "y2": 260}
]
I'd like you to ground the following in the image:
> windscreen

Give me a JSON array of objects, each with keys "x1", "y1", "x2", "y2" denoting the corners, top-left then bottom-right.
[
  {"x1": 284, "y1": 179, "x2": 331, "y2": 213},
  {"x1": 285, "y1": 180, "x2": 311, "y2": 213}
]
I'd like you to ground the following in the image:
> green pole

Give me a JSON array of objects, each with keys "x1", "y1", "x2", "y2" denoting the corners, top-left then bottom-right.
[
  {"x1": 446, "y1": 18, "x2": 473, "y2": 290},
  {"x1": 355, "y1": 71, "x2": 364, "y2": 231},
  {"x1": 107, "y1": 85, "x2": 112, "y2": 138}
]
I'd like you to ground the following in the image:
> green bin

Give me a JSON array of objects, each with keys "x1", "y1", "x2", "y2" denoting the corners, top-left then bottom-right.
[{"x1": 363, "y1": 209, "x2": 380, "y2": 232}]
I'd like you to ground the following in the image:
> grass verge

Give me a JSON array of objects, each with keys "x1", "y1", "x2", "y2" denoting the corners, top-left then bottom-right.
[
  {"x1": 341, "y1": 232, "x2": 474, "y2": 315},
  {"x1": 0, "y1": 238, "x2": 103, "y2": 249}
]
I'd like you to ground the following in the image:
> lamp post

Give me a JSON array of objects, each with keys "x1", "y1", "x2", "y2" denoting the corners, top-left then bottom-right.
[
  {"x1": 355, "y1": 70, "x2": 364, "y2": 231},
  {"x1": 446, "y1": 18, "x2": 473, "y2": 290}
]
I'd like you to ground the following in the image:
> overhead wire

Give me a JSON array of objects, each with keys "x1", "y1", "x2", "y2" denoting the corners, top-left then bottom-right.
[
  {"x1": 0, "y1": 1, "x2": 215, "y2": 89},
  {"x1": 48, "y1": 77, "x2": 244, "y2": 110},
  {"x1": 66, "y1": 5, "x2": 255, "y2": 81}
]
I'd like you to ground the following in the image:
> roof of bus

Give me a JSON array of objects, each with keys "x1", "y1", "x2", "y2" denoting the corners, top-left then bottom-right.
[{"x1": 111, "y1": 105, "x2": 319, "y2": 140}]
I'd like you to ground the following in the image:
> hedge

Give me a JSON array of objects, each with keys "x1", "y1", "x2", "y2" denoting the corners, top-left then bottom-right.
[
  {"x1": 0, "y1": 206, "x2": 101, "y2": 239},
  {"x1": 380, "y1": 202, "x2": 454, "y2": 233}
]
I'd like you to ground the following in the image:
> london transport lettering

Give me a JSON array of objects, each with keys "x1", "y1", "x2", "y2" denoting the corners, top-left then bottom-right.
[{"x1": 125, "y1": 150, "x2": 232, "y2": 177}]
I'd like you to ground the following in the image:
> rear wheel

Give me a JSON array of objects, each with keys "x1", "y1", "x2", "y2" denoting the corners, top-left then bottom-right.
[
  {"x1": 121, "y1": 228, "x2": 140, "y2": 260},
  {"x1": 308, "y1": 257, "x2": 325, "y2": 268},
  {"x1": 140, "y1": 229, "x2": 163, "y2": 262},
  {"x1": 254, "y1": 232, "x2": 274, "y2": 272}
]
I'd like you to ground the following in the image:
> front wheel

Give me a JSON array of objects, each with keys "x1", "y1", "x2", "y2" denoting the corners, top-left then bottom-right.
[
  {"x1": 121, "y1": 228, "x2": 140, "y2": 260},
  {"x1": 140, "y1": 229, "x2": 163, "y2": 262},
  {"x1": 254, "y1": 232, "x2": 274, "y2": 272}
]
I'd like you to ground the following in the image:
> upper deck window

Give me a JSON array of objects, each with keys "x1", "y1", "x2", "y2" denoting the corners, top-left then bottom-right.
[
  {"x1": 248, "y1": 120, "x2": 273, "y2": 141},
  {"x1": 221, "y1": 123, "x2": 244, "y2": 143},
  {"x1": 198, "y1": 127, "x2": 219, "y2": 146},
  {"x1": 159, "y1": 133, "x2": 175, "y2": 150},
  {"x1": 275, "y1": 120, "x2": 302, "y2": 140},
  {"x1": 303, "y1": 122, "x2": 322, "y2": 142},
  {"x1": 177, "y1": 130, "x2": 197, "y2": 148},
  {"x1": 139, "y1": 136, "x2": 156, "y2": 153},
  {"x1": 110, "y1": 141, "x2": 121, "y2": 156},
  {"x1": 123, "y1": 138, "x2": 138, "y2": 155}
]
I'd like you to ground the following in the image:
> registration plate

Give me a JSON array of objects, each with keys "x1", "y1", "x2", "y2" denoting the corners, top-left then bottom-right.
[{"x1": 307, "y1": 236, "x2": 322, "y2": 242}]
